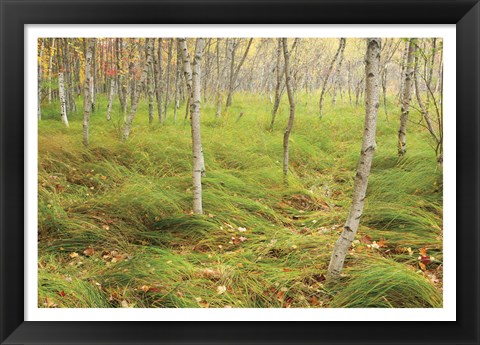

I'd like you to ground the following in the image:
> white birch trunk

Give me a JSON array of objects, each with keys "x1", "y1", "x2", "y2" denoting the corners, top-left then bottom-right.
[
  {"x1": 332, "y1": 38, "x2": 346, "y2": 106},
  {"x1": 83, "y1": 38, "x2": 95, "y2": 146},
  {"x1": 327, "y1": 38, "x2": 381, "y2": 280},
  {"x1": 38, "y1": 39, "x2": 44, "y2": 120},
  {"x1": 123, "y1": 38, "x2": 154, "y2": 140},
  {"x1": 106, "y1": 78, "x2": 115, "y2": 121},
  {"x1": 398, "y1": 39, "x2": 415, "y2": 157},
  {"x1": 179, "y1": 38, "x2": 205, "y2": 215},
  {"x1": 58, "y1": 72, "x2": 69, "y2": 127},
  {"x1": 48, "y1": 38, "x2": 55, "y2": 104},
  {"x1": 319, "y1": 38, "x2": 344, "y2": 118},
  {"x1": 282, "y1": 38, "x2": 296, "y2": 183}
]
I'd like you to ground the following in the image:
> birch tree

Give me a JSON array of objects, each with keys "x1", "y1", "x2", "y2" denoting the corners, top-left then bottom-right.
[
  {"x1": 215, "y1": 38, "x2": 223, "y2": 118},
  {"x1": 179, "y1": 38, "x2": 205, "y2": 214},
  {"x1": 319, "y1": 38, "x2": 344, "y2": 118},
  {"x1": 397, "y1": 39, "x2": 415, "y2": 157},
  {"x1": 155, "y1": 38, "x2": 164, "y2": 123},
  {"x1": 83, "y1": 38, "x2": 95, "y2": 146},
  {"x1": 332, "y1": 38, "x2": 346, "y2": 106},
  {"x1": 225, "y1": 38, "x2": 253, "y2": 108},
  {"x1": 58, "y1": 71, "x2": 69, "y2": 127},
  {"x1": 38, "y1": 39, "x2": 44, "y2": 120},
  {"x1": 47, "y1": 38, "x2": 55, "y2": 104},
  {"x1": 147, "y1": 41, "x2": 155, "y2": 124},
  {"x1": 327, "y1": 38, "x2": 381, "y2": 280},
  {"x1": 123, "y1": 38, "x2": 154, "y2": 140},
  {"x1": 282, "y1": 38, "x2": 297, "y2": 183},
  {"x1": 270, "y1": 38, "x2": 284, "y2": 131},
  {"x1": 164, "y1": 39, "x2": 173, "y2": 119}
]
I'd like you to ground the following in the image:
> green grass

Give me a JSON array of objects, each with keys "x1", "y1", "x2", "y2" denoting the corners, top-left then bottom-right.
[{"x1": 38, "y1": 91, "x2": 443, "y2": 308}]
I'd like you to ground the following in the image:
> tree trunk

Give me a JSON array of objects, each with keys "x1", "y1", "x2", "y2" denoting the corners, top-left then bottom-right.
[
  {"x1": 155, "y1": 38, "x2": 164, "y2": 123},
  {"x1": 215, "y1": 38, "x2": 223, "y2": 118},
  {"x1": 179, "y1": 38, "x2": 205, "y2": 215},
  {"x1": 327, "y1": 38, "x2": 381, "y2": 280},
  {"x1": 147, "y1": 40, "x2": 155, "y2": 124},
  {"x1": 319, "y1": 38, "x2": 344, "y2": 118},
  {"x1": 123, "y1": 38, "x2": 154, "y2": 140},
  {"x1": 332, "y1": 38, "x2": 346, "y2": 106},
  {"x1": 164, "y1": 38, "x2": 173, "y2": 119},
  {"x1": 270, "y1": 38, "x2": 283, "y2": 131},
  {"x1": 58, "y1": 72, "x2": 69, "y2": 127},
  {"x1": 173, "y1": 39, "x2": 181, "y2": 124},
  {"x1": 398, "y1": 40, "x2": 409, "y2": 100},
  {"x1": 226, "y1": 38, "x2": 253, "y2": 109},
  {"x1": 91, "y1": 40, "x2": 96, "y2": 113},
  {"x1": 83, "y1": 39, "x2": 95, "y2": 146},
  {"x1": 106, "y1": 78, "x2": 115, "y2": 121},
  {"x1": 398, "y1": 39, "x2": 415, "y2": 157},
  {"x1": 382, "y1": 65, "x2": 388, "y2": 120},
  {"x1": 282, "y1": 38, "x2": 296, "y2": 183},
  {"x1": 48, "y1": 38, "x2": 55, "y2": 104},
  {"x1": 38, "y1": 39, "x2": 45, "y2": 120}
]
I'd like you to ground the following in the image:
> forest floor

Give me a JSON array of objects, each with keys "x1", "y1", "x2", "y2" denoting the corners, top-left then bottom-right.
[{"x1": 38, "y1": 92, "x2": 443, "y2": 308}]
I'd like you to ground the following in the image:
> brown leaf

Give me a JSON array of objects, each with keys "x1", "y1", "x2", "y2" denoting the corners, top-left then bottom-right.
[
  {"x1": 360, "y1": 235, "x2": 372, "y2": 244},
  {"x1": 419, "y1": 247, "x2": 428, "y2": 257},
  {"x1": 83, "y1": 248, "x2": 95, "y2": 256},
  {"x1": 283, "y1": 268, "x2": 292, "y2": 272},
  {"x1": 419, "y1": 262, "x2": 427, "y2": 271}
]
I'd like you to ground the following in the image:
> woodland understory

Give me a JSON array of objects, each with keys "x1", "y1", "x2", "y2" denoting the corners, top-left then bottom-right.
[{"x1": 38, "y1": 37, "x2": 443, "y2": 308}]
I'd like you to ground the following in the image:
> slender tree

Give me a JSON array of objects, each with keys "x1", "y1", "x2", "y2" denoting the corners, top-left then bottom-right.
[
  {"x1": 327, "y1": 38, "x2": 381, "y2": 279},
  {"x1": 146, "y1": 40, "x2": 155, "y2": 124},
  {"x1": 38, "y1": 39, "x2": 45, "y2": 120},
  {"x1": 164, "y1": 38, "x2": 173, "y2": 119},
  {"x1": 282, "y1": 38, "x2": 297, "y2": 183},
  {"x1": 215, "y1": 38, "x2": 223, "y2": 118},
  {"x1": 179, "y1": 38, "x2": 205, "y2": 214},
  {"x1": 83, "y1": 38, "x2": 95, "y2": 146},
  {"x1": 398, "y1": 38, "x2": 415, "y2": 157},
  {"x1": 225, "y1": 38, "x2": 253, "y2": 108},
  {"x1": 270, "y1": 38, "x2": 284, "y2": 131},
  {"x1": 319, "y1": 38, "x2": 345, "y2": 118},
  {"x1": 155, "y1": 38, "x2": 164, "y2": 123},
  {"x1": 332, "y1": 38, "x2": 346, "y2": 106},
  {"x1": 47, "y1": 38, "x2": 55, "y2": 104},
  {"x1": 123, "y1": 38, "x2": 154, "y2": 140},
  {"x1": 58, "y1": 71, "x2": 69, "y2": 127}
]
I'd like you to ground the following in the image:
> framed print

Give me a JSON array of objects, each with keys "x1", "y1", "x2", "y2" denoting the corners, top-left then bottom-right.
[{"x1": 1, "y1": 0, "x2": 479, "y2": 344}]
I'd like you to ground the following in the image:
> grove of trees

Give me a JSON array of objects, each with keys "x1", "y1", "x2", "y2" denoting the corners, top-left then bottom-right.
[{"x1": 37, "y1": 37, "x2": 444, "y2": 307}]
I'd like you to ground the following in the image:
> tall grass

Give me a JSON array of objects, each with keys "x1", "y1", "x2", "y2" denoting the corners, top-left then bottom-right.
[{"x1": 38, "y1": 92, "x2": 443, "y2": 308}]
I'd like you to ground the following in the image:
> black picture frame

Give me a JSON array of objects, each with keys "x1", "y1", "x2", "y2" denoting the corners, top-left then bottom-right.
[{"x1": 1, "y1": 0, "x2": 479, "y2": 344}]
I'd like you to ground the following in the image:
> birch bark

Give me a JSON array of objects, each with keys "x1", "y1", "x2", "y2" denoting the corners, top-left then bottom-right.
[
  {"x1": 179, "y1": 38, "x2": 205, "y2": 215},
  {"x1": 58, "y1": 72, "x2": 69, "y2": 127},
  {"x1": 83, "y1": 38, "x2": 95, "y2": 146},
  {"x1": 327, "y1": 38, "x2": 381, "y2": 279},
  {"x1": 122, "y1": 38, "x2": 154, "y2": 140},
  {"x1": 282, "y1": 38, "x2": 296, "y2": 183},
  {"x1": 398, "y1": 39, "x2": 415, "y2": 157}
]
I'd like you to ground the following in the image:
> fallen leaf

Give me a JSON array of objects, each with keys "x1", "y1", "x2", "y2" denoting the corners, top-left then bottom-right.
[
  {"x1": 44, "y1": 297, "x2": 57, "y2": 308},
  {"x1": 217, "y1": 286, "x2": 227, "y2": 295},
  {"x1": 419, "y1": 262, "x2": 427, "y2": 271},
  {"x1": 360, "y1": 235, "x2": 372, "y2": 244},
  {"x1": 238, "y1": 227, "x2": 247, "y2": 232},
  {"x1": 283, "y1": 268, "x2": 292, "y2": 272},
  {"x1": 57, "y1": 290, "x2": 66, "y2": 297},
  {"x1": 139, "y1": 285, "x2": 150, "y2": 292},
  {"x1": 102, "y1": 225, "x2": 110, "y2": 231},
  {"x1": 69, "y1": 252, "x2": 79, "y2": 258},
  {"x1": 120, "y1": 300, "x2": 130, "y2": 308},
  {"x1": 83, "y1": 248, "x2": 95, "y2": 256},
  {"x1": 420, "y1": 247, "x2": 428, "y2": 257}
]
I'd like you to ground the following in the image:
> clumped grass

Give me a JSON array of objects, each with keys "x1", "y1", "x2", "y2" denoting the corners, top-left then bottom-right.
[
  {"x1": 330, "y1": 256, "x2": 442, "y2": 308},
  {"x1": 38, "y1": 92, "x2": 443, "y2": 308}
]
